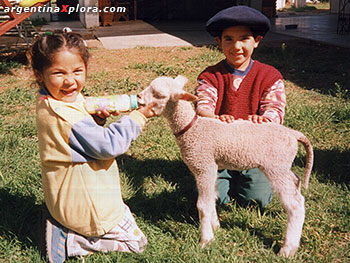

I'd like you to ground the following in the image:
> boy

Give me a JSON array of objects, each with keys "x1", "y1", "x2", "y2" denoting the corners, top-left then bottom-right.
[{"x1": 196, "y1": 6, "x2": 286, "y2": 208}]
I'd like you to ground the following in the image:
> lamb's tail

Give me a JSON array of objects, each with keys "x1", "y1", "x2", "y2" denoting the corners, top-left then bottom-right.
[{"x1": 296, "y1": 132, "x2": 314, "y2": 189}]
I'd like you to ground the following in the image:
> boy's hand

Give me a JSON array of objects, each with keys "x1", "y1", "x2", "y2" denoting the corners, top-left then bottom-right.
[
  {"x1": 214, "y1": 114, "x2": 271, "y2": 124},
  {"x1": 197, "y1": 109, "x2": 216, "y2": 118},
  {"x1": 137, "y1": 103, "x2": 156, "y2": 118},
  {"x1": 248, "y1": 115, "x2": 271, "y2": 124},
  {"x1": 216, "y1": 114, "x2": 235, "y2": 123}
]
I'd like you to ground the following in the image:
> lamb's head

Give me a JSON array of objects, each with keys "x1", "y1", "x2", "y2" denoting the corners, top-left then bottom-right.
[{"x1": 138, "y1": 75, "x2": 197, "y2": 116}]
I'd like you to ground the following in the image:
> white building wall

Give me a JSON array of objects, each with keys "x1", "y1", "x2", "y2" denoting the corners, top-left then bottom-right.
[
  {"x1": 291, "y1": 0, "x2": 306, "y2": 8},
  {"x1": 79, "y1": 0, "x2": 99, "y2": 28},
  {"x1": 276, "y1": 0, "x2": 286, "y2": 10}
]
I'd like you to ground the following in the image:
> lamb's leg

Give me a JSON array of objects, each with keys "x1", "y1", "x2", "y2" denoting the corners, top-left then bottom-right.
[
  {"x1": 211, "y1": 203, "x2": 220, "y2": 231},
  {"x1": 267, "y1": 169, "x2": 305, "y2": 257},
  {"x1": 195, "y1": 166, "x2": 219, "y2": 247}
]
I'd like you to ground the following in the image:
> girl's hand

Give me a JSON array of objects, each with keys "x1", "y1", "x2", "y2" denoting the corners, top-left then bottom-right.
[
  {"x1": 248, "y1": 115, "x2": 271, "y2": 124},
  {"x1": 216, "y1": 114, "x2": 235, "y2": 123},
  {"x1": 93, "y1": 109, "x2": 119, "y2": 126},
  {"x1": 96, "y1": 109, "x2": 120, "y2": 119},
  {"x1": 138, "y1": 103, "x2": 156, "y2": 118}
]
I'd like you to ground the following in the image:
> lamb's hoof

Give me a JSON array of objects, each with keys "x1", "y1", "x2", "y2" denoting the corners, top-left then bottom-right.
[
  {"x1": 278, "y1": 245, "x2": 298, "y2": 257},
  {"x1": 212, "y1": 221, "x2": 220, "y2": 231},
  {"x1": 200, "y1": 237, "x2": 215, "y2": 248}
]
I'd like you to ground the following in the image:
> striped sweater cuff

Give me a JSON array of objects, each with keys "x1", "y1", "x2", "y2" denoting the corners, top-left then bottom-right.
[{"x1": 128, "y1": 110, "x2": 147, "y2": 129}]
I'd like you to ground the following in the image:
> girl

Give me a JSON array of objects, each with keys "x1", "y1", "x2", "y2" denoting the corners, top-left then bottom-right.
[{"x1": 29, "y1": 32, "x2": 154, "y2": 262}]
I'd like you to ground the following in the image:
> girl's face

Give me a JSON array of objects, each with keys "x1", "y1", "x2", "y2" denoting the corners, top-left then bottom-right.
[
  {"x1": 37, "y1": 49, "x2": 87, "y2": 103},
  {"x1": 216, "y1": 26, "x2": 262, "y2": 71}
]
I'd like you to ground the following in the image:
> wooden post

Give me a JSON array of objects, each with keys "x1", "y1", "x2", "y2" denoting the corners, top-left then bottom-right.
[
  {"x1": 133, "y1": 0, "x2": 136, "y2": 20},
  {"x1": 0, "y1": 0, "x2": 49, "y2": 36}
]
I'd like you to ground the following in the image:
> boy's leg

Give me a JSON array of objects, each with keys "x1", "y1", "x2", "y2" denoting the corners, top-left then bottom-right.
[
  {"x1": 216, "y1": 169, "x2": 233, "y2": 205},
  {"x1": 229, "y1": 168, "x2": 273, "y2": 208}
]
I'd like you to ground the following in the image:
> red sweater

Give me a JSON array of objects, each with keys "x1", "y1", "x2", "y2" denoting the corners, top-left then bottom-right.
[{"x1": 198, "y1": 60, "x2": 282, "y2": 120}]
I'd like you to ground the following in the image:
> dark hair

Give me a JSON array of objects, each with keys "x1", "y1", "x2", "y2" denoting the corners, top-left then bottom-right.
[
  {"x1": 217, "y1": 27, "x2": 265, "y2": 40},
  {"x1": 28, "y1": 32, "x2": 89, "y2": 74}
]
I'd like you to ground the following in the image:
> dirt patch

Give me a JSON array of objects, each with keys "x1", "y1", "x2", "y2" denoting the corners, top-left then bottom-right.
[
  {"x1": 0, "y1": 45, "x2": 205, "y2": 94},
  {"x1": 1, "y1": 36, "x2": 348, "y2": 98}
]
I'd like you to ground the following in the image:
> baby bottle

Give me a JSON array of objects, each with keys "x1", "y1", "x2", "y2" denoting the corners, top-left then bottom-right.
[{"x1": 85, "y1": 94, "x2": 138, "y2": 114}]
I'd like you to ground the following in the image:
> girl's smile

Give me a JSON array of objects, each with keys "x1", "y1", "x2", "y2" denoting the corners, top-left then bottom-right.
[{"x1": 37, "y1": 49, "x2": 87, "y2": 103}]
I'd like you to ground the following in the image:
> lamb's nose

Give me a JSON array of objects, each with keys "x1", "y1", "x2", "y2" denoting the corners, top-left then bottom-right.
[{"x1": 136, "y1": 94, "x2": 145, "y2": 105}]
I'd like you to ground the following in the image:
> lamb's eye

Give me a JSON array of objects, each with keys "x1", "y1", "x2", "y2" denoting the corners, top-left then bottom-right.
[{"x1": 153, "y1": 92, "x2": 164, "y2": 99}]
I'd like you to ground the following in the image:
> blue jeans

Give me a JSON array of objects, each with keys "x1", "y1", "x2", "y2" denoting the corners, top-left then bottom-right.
[{"x1": 217, "y1": 168, "x2": 272, "y2": 208}]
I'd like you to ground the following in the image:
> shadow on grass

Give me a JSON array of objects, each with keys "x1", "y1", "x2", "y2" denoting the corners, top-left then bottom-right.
[
  {"x1": 117, "y1": 155, "x2": 199, "y2": 224},
  {"x1": 221, "y1": 218, "x2": 281, "y2": 253},
  {"x1": 204, "y1": 39, "x2": 350, "y2": 98},
  {"x1": 254, "y1": 40, "x2": 350, "y2": 98},
  {"x1": 0, "y1": 150, "x2": 343, "y2": 253},
  {"x1": 217, "y1": 202, "x2": 282, "y2": 253},
  {"x1": 0, "y1": 53, "x2": 27, "y2": 75},
  {"x1": 0, "y1": 188, "x2": 43, "y2": 252},
  {"x1": 119, "y1": 147, "x2": 349, "y2": 252},
  {"x1": 120, "y1": 145, "x2": 350, "y2": 224},
  {"x1": 118, "y1": 155, "x2": 284, "y2": 252},
  {"x1": 294, "y1": 148, "x2": 350, "y2": 185}
]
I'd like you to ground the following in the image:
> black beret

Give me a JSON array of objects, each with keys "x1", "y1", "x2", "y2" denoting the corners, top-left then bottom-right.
[{"x1": 206, "y1": 6, "x2": 271, "y2": 37}]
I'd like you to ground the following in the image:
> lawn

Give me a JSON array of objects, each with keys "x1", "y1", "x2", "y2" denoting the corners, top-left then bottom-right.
[
  {"x1": 0, "y1": 37, "x2": 349, "y2": 262},
  {"x1": 278, "y1": 1, "x2": 330, "y2": 13}
]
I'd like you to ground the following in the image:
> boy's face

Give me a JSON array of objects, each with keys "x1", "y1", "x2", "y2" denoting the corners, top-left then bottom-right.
[
  {"x1": 215, "y1": 26, "x2": 262, "y2": 71},
  {"x1": 36, "y1": 49, "x2": 87, "y2": 103}
]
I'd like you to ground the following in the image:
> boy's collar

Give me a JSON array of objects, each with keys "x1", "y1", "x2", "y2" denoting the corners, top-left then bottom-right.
[{"x1": 224, "y1": 59, "x2": 254, "y2": 76}]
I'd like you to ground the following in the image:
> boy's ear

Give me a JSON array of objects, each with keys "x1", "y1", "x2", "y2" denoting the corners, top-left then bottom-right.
[
  {"x1": 215, "y1": 36, "x2": 222, "y2": 49},
  {"x1": 254, "y1": 35, "x2": 263, "y2": 48}
]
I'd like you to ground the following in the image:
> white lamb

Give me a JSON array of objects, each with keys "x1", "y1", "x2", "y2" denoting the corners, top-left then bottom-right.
[{"x1": 137, "y1": 75, "x2": 314, "y2": 257}]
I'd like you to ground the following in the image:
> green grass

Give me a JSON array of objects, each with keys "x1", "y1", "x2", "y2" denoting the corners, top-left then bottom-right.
[
  {"x1": 279, "y1": 2, "x2": 330, "y2": 12},
  {"x1": 0, "y1": 60, "x2": 23, "y2": 74},
  {"x1": 0, "y1": 40, "x2": 349, "y2": 262}
]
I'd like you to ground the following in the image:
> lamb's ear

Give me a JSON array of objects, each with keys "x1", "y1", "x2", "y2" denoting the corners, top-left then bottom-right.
[
  {"x1": 179, "y1": 92, "x2": 198, "y2": 102},
  {"x1": 173, "y1": 75, "x2": 197, "y2": 101},
  {"x1": 174, "y1": 75, "x2": 188, "y2": 88},
  {"x1": 172, "y1": 89, "x2": 198, "y2": 102}
]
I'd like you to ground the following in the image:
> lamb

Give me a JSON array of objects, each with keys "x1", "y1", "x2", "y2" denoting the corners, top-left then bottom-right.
[{"x1": 137, "y1": 75, "x2": 314, "y2": 257}]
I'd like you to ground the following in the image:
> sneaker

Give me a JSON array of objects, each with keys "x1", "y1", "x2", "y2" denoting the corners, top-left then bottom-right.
[{"x1": 45, "y1": 212, "x2": 68, "y2": 263}]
